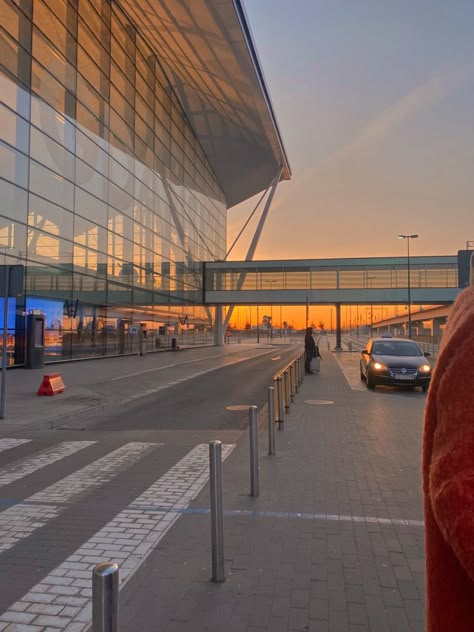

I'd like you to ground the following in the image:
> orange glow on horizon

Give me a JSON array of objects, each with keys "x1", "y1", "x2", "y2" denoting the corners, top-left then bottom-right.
[{"x1": 227, "y1": 304, "x2": 425, "y2": 330}]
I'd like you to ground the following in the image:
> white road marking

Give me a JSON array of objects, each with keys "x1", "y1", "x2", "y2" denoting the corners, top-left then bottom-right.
[
  {"x1": 333, "y1": 353, "x2": 367, "y2": 391},
  {"x1": 0, "y1": 442, "x2": 96, "y2": 487},
  {"x1": 0, "y1": 443, "x2": 235, "y2": 631},
  {"x1": 106, "y1": 349, "x2": 276, "y2": 383},
  {"x1": 0, "y1": 443, "x2": 159, "y2": 553},
  {"x1": 0, "y1": 439, "x2": 31, "y2": 453},
  {"x1": 116, "y1": 348, "x2": 285, "y2": 404}
]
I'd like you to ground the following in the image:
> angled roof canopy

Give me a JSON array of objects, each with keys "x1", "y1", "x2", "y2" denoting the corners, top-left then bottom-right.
[{"x1": 123, "y1": 0, "x2": 291, "y2": 207}]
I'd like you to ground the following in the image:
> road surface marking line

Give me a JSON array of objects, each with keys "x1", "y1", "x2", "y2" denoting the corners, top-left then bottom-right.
[
  {"x1": 0, "y1": 439, "x2": 31, "y2": 453},
  {"x1": 107, "y1": 348, "x2": 279, "y2": 382},
  {"x1": 114, "y1": 349, "x2": 284, "y2": 404},
  {"x1": 0, "y1": 443, "x2": 160, "y2": 554},
  {"x1": 0, "y1": 443, "x2": 235, "y2": 630},
  {"x1": 128, "y1": 506, "x2": 423, "y2": 528},
  {"x1": 0, "y1": 442, "x2": 96, "y2": 488}
]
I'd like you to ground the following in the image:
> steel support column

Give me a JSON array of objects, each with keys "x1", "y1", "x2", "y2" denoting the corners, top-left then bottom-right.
[
  {"x1": 335, "y1": 304, "x2": 342, "y2": 351},
  {"x1": 223, "y1": 169, "x2": 282, "y2": 331}
]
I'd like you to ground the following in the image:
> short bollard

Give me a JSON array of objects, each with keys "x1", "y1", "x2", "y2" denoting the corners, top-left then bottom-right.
[
  {"x1": 289, "y1": 363, "x2": 293, "y2": 398},
  {"x1": 209, "y1": 440, "x2": 225, "y2": 582},
  {"x1": 294, "y1": 361, "x2": 299, "y2": 393},
  {"x1": 277, "y1": 376, "x2": 284, "y2": 429},
  {"x1": 249, "y1": 406, "x2": 259, "y2": 497},
  {"x1": 267, "y1": 386, "x2": 275, "y2": 455},
  {"x1": 284, "y1": 370, "x2": 290, "y2": 412},
  {"x1": 92, "y1": 562, "x2": 119, "y2": 632}
]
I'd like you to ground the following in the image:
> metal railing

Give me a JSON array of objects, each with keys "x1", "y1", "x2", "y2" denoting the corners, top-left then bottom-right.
[{"x1": 272, "y1": 352, "x2": 305, "y2": 426}]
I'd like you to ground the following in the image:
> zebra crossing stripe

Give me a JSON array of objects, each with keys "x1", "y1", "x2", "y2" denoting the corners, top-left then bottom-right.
[
  {"x1": 0, "y1": 443, "x2": 235, "y2": 630},
  {"x1": 0, "y1": 442, "x2": 96, "y2": 488},
  {"x1": 0, "y1": 439, "x2": 31, "y2": 453},
  {"x1": 0, "y1": 442, "x2": 160, "y2": 554}
]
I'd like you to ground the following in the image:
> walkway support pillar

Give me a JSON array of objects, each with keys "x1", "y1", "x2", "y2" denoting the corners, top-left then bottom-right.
[
  {"x1": 214, "y1": 305, "x2": 224, "y2": 346},
  {"x1": 335, "y1": 304, "x2": 342, "y2": 351}
]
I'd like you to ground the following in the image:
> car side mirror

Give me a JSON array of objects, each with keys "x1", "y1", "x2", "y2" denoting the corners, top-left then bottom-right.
[
  {"x1": 361, "y1": 350, "x2": 368, "y2": 355},
  {"x1": 424, "y1": 352, "x2": 431, "y2": 357}
]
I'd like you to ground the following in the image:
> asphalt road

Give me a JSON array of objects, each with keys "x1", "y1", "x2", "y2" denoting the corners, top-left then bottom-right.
[{"x1": 65, "y1": 345, "x2": 301, "y2": 433}]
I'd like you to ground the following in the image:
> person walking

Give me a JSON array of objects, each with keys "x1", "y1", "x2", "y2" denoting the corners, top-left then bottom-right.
[
  {"x1": 423, "y1": 252, "x2": 474, "y2": 631},
  {"x1": 304, "y1": 327, "x2": 317, "y2": 374}
]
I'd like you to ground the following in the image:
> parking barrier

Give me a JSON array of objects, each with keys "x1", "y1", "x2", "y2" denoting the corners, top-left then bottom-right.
[
  {"x1": 209, "y1": 440, "x2": 225, "y2": 582},
  {"x1": 272, "y1": 352, "x2": 305, "y2": 420},
  {"x1": 92, "y1": 562, "x2": 119, "y2": 632},
  {"x1": 276, "y1": 375, "x2": 284, "y2": 429},
  {"x1": 267, "y1": 387, "x2": 276, "y2": 455},
  {"x1": 284, "y1": 369, "x2": 290, "y2": 411},
  {"x1": 249, "y1": 406, "x2": 259, "y2": 497}
]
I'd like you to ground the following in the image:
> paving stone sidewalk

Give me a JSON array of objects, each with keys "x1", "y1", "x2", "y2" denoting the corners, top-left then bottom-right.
[{"x1": 119, "y1": 348, "x2": 426, "y2": 632}]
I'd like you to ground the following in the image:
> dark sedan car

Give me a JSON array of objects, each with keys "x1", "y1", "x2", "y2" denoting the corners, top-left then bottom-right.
[{"x1": 360, "y1": 337, "x2": 431, "y2": 391}]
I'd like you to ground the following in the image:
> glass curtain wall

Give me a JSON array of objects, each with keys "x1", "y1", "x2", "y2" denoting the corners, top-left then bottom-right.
[{"x1": 0, "y1": 0, "x2": 226, "y2": 362}]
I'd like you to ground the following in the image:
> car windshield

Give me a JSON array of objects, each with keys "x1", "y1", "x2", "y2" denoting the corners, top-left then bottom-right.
[{"x1": 372, "y1": 341, "x2": 422, "y2": 357}]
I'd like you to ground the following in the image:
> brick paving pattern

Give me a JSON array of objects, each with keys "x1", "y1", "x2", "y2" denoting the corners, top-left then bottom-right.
[{"x1": 0, "y1": 345, "x2": 426, "y2": 631}]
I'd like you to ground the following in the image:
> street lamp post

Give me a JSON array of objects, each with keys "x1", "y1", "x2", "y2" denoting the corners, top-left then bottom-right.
[
  {"x1": 398, "y1": 234, "x2": 418, "y2": 339},
  {"x1": 265, "y1": 280, "x2": 275, "y2": 340},
  {"x1": 367, "y1": 276, "x2": 376, "y2": 337}
]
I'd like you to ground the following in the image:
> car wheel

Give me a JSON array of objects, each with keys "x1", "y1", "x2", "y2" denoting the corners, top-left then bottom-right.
[{"x1": 366, "y1": 371, "x2": 376, "y2": 390}]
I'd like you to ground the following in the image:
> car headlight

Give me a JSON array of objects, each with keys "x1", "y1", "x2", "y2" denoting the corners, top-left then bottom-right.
[
  {"x1": 419, "y1": 364, "x2": 431, "y2": 373},
  {"x1": 373, "y1": 362, "x2": 387, "y2": 371}
]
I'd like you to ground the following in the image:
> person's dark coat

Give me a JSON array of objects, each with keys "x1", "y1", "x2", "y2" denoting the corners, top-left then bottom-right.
[{"x1": 304, "y1": 330, "x2": 316, "y2": 353}]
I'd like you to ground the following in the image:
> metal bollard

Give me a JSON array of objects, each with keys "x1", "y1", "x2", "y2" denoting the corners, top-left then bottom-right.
[
  {"x1": 267, "y1": 386, "x2": 275, "y2": 455},
  {"x1": 92, "y1": 562, "x2": 119, "y2": 632},
  {"x1": 289, "y1": 364, "x2": 295, "y2": 402},
  {"x1": 300, "y1": 354, "x2": 304, "y2": 383},
  {"x1": 276, "y1": 376, "x2": 284, "y2": 429},
  {"x1": 284, "y1": 370, "x2": 290, "y2": 412},
  {"x1": 294, "y1": 361, "x2": 299, "y2": 393},
  {"x1": 249, "y1": 406, "x2": 259, "y2": 496},
  {"x1": 209, "y1": 440, "x2": 225, "y2": 582}
]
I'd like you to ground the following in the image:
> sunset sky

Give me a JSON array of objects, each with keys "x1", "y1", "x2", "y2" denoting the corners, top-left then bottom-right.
[{"x1": 227, "y1": 1, "x2": 474, "y2": 328}]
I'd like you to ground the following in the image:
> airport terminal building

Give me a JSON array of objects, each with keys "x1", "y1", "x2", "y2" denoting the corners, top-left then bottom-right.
[{"x1": 0, "y1": 0, "x2": 290, "y2": 363}]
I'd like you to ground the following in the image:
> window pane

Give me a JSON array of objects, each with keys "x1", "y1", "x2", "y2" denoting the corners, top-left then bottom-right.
[
  {"x1": 31, "y1": 60, "x2": 66, "y2": 113},
  {"x1": 0, "y1": 102, "x2": 29, "y2": 153},
  {"x1": 28, "y1": 193, "x2": 73, "y2": 241},
  {"x1": 76, "y1": 158, "x2": 107, "y2": 201},
  {"x1": 0, "y1": 177, "x2": 27, "y2": 224},
  {"x1": 30, "y1": 126, "x2": 75, "y2": 181},
  {"x1": 30, "y1": 96, "x2": 75, "y2": 151},
  {"x1": 0, "y1": 30, "x2": 19, "y2": 78},
  {"x1": 74, "y1": 186, "x2": 107, "y2": 226},
  {"x1": 0, "y1": 140, "x2": 28, "y2": 188},
  {"x1": 28, "y1": 227, "x2": 73, "y2": 263},
  {"x1": 29, "y1": 160, "x2": 74, "y2": 210},
  {"x1": 33, "y1": 0, "x2": 67, "y2": 52},
  {"x1": 0, "y1": 70, "x2": 30, "y2": 118}
]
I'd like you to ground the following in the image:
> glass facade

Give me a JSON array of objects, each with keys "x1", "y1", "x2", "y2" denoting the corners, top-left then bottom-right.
[{"x1": 0, "y1": 0, "x2": 226, "y2": 362}]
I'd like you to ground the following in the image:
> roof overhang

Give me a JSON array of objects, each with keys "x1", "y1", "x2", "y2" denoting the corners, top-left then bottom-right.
[{"x1": 122, "y1": 0, "x2": 291, "y2": 207}]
